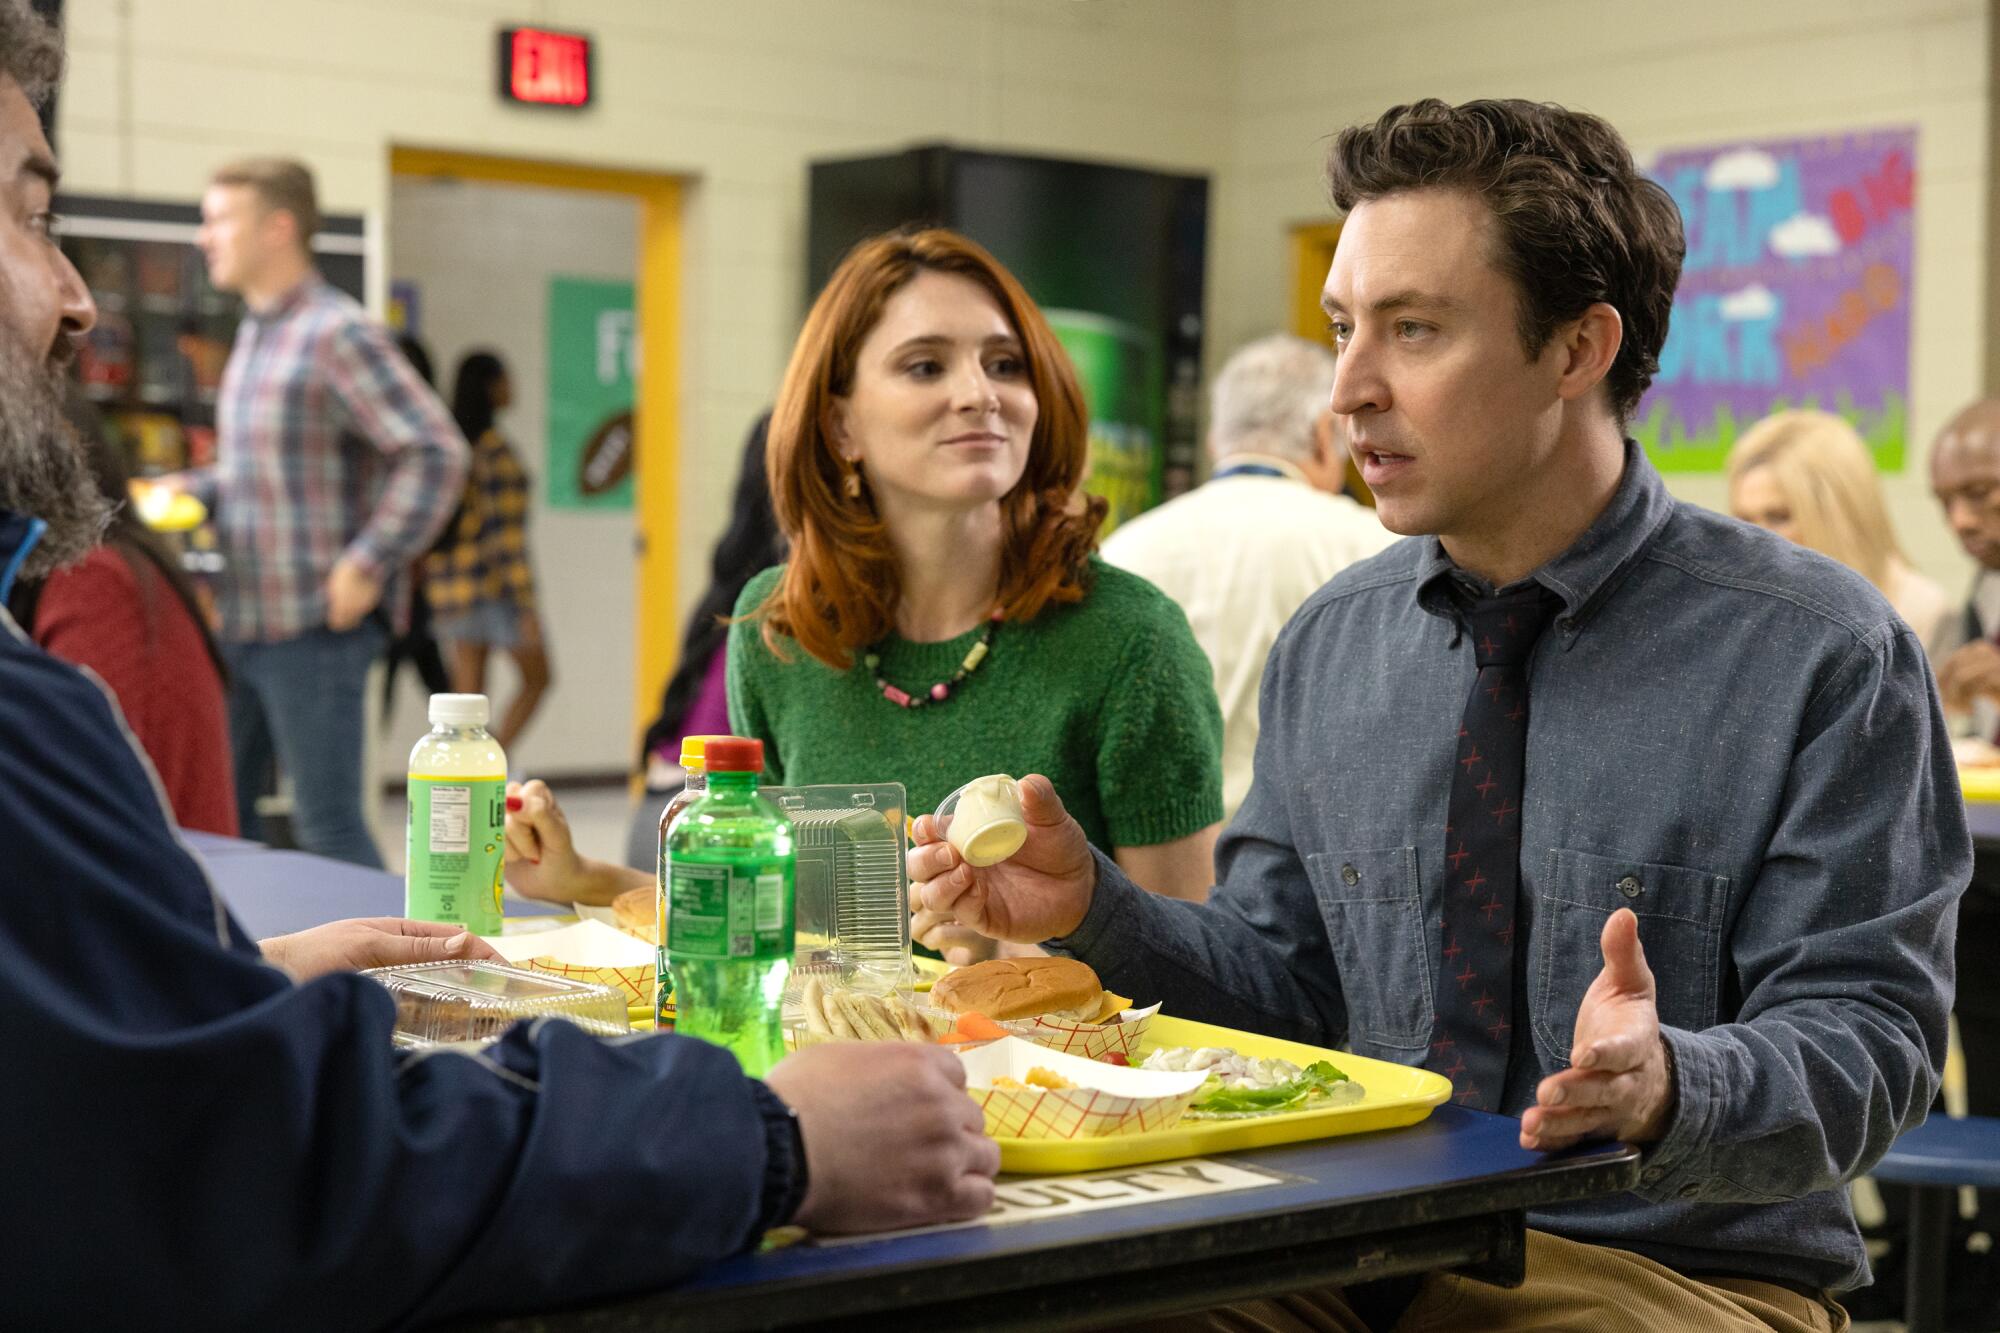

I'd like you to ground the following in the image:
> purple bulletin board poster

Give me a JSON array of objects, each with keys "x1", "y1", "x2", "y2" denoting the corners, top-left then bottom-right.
[{"x1": 1636, "y1": 127, "x2": 1915, "y2": 472}]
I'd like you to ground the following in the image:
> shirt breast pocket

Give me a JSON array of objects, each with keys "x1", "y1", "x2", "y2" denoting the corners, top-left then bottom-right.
[
  {"x1": 1306, "y1": 848, "x2": 1433, "y2": 1054},
  {"x1": 1531, "y1": 847, "x2": 1729, "y2": 1066}
]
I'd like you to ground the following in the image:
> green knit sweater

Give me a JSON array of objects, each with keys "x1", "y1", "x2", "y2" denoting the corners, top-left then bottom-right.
[{"x1": 727, "y1": 558, "x2": 1223, "y2": 852}]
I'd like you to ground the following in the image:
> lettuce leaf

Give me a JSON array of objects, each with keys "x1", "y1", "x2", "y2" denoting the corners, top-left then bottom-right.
[{"x1": 1186, "y1": 1060, "x2": 1354, "y2": 1117}]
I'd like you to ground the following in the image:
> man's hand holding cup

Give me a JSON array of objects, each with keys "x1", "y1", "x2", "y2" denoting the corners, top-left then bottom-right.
[{"x1": 908, "y1": 773, "x2": 1097, "y2": 949}]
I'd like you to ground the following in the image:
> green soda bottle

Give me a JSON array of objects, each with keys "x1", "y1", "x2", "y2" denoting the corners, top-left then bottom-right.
[
  {"x1": 666, "y1": 736, "x2": 794, "y2": 1075},
  {"x1": 404, "y1": 693, "x2": 507, "y2": 935},
  {"x1": 654, "y1": 733, "x2": 731, "y2": 1030}
]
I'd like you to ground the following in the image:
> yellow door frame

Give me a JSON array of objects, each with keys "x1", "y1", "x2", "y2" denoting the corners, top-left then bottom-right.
[
  {"x1": 1288, "y1": 219, "x2": 1373, "y2": 507},
  {"x1": 388, "y1": 146, "x2": 683, "y2": 761},
  {"x1": 1290, "y1": 220, "x2": 1342, "y2": 344}
]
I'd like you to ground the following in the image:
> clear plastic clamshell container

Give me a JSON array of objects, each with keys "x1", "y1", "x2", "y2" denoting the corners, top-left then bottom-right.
[
  {"x1": 767, "y1": 783, "x2": 912, "y2": 1005},
  {"x1": 365, "y1": 960, "x2": 630, "y2": 1048}
]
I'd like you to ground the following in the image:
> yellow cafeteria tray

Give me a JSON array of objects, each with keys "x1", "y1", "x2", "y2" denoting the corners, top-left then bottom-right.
[
  {"x1": 991, "y1": 1014, "x2": 1451, "y2": 1173},
  {"x1": 1961, "y1": 765, "x2": 2000, "y2": 804}
]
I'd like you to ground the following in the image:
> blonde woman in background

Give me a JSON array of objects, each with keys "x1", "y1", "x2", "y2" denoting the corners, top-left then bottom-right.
[{"x1": 1728, "y1": 409, "x2": 1951, "y2": 654}]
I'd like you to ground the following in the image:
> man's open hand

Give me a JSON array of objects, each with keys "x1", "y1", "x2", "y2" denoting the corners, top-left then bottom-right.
[{"x1": 1519, "y1": 909, "x2": 1675, "y2": 1152}]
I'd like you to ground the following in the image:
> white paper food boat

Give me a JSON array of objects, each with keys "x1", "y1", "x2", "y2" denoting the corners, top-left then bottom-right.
[{"x1": 957, "y1": 1036, "x2": 1208, "y2": 1139}]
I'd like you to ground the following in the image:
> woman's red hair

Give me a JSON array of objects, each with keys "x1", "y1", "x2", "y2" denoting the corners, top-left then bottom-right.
[{"x1": 753, "y1": 227, "x2": 1106, "y2": 669}]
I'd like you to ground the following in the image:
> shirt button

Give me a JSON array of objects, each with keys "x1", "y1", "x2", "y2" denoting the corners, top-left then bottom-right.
[
  {"x1": 1340, "y1": 863, "x2": 1360, "y2": 887},
  {"x1": 1677, "y1": 1183, "x2": 1701, "y2": 1199},
  {"x1": 1618, "y1": 875, "x2": 1642, "y2": 899},
  {"x1": 1640, "y1": 1167, "x2": 1664, "y2": 1185}
]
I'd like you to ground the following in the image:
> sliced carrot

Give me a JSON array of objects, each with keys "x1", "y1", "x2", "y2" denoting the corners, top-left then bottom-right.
[{"x1": 951, "y1": 1012, "x2": 1010, "y2": 1043}]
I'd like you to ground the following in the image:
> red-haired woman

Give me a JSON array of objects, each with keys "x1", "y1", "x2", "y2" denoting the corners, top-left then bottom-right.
[
  {"x1": 503, "y1": 230, "x2": 1223, "y2": 945},
  {"x1": 734, "y1": 228, "x2": 1222, "y2": 945}
]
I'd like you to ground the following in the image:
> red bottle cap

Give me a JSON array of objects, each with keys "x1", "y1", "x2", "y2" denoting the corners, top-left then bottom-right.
[{"x1": 703, "y1": 737, "x2": 764, "y2": 773}]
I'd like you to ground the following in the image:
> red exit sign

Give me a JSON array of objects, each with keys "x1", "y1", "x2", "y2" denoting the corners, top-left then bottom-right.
[{"x1": 498, "y1": 26, "x2": 592, "y2": 108}]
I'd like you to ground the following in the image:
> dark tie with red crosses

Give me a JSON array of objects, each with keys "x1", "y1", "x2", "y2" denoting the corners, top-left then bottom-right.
[{"x1": 1433, "y1": 584, "x2": 1560, "y2": 1110}]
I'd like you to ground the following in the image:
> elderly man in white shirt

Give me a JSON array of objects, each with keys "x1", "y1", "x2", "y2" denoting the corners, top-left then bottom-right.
[{"x1": 1102, "y1": 334, "x2": 1394, "y2": 818}]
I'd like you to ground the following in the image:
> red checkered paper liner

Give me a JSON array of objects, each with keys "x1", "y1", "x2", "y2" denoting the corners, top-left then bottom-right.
[
  {"x1": 908, "y1": 996, "x2": 1160, "y2": 1060},
  {"x1": 1003, "y1": 1003, "x2": 1158, "y2": 1060},
  {"x1": 485, "y1": 921, "x2": 656, "y2": 1011},
  {"x1": 957, "y1": 1037, "x2": 1207, "y2": 1140},
  {"x1": 516, "y1": 958, "x2": 651, "y2": 1007}
]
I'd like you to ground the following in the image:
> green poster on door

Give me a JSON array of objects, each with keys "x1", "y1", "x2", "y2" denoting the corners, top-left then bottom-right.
[{"x1": 546, "y1": 276, "x2": 636, "y2": 510}]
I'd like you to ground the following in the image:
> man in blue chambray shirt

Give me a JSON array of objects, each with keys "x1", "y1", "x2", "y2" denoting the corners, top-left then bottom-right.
[{"x1": 914, "y1": 99, "x2": 1966, "y2": 1331}]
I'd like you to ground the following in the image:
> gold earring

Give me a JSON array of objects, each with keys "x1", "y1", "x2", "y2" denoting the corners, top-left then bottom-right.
[{"x1": 843, "y1": 470, "x2": 862, "y2": 499}]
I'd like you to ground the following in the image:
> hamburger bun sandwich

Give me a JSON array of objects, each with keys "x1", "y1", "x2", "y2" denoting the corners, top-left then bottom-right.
[
  {"x1": 930, "y1": 956, "x2": 1130, "y2": 1024},
  {"x1": 611, "y1": 886, "x2": 658, "y2": 945}
]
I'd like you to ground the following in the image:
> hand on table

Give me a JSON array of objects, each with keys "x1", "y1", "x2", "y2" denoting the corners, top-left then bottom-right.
[
  {"x1": 503, "y1": 778, "x2": 645, "y2": 906},
  {"x1": 1519, "y1": 908, "x2": 1675, "y2": 1152},
  {"x1": 324, "y1": 557, "x2": 383, "y2": 632},
  {"x1": 260, "y1": 916, "x2": 500, "y2": 982},
  {"x1": 907, "y1": 774, "x2": 1096, "y2": 950},
  {"x1": 764, "y1": 1041, "x2": 998, "y2": 1233},
  {"x1": 1940, "y1": 640, "x2": 2000, "y2": 715}
]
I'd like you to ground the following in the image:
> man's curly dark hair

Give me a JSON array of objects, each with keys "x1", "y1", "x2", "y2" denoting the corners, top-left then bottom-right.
[{"x1": 1326, "y1": 99, "x2": 1686, "y2": 423}]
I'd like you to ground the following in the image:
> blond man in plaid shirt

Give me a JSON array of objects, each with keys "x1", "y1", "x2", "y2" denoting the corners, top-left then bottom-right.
[{"x1": 177, "y1": 159, "x2": 466, "y2": 867}]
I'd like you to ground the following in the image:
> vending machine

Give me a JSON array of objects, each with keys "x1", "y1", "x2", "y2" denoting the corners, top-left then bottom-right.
[
  {"x1": 57, "y1": 193, "x2": 367, "y2": 477},
  {"x1": 808, "y1": 145, "x2": 1208, "y2": 531}
]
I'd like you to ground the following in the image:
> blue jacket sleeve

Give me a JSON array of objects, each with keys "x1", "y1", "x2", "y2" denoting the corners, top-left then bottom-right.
[{"x1": 0, "y1": 627, "x2": 778, "y2": 1332}]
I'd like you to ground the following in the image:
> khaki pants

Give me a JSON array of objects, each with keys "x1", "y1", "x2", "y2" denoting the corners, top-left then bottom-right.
[{"x1": 1122, "y1": 1230, "x2": 1849, "y2": 1333}]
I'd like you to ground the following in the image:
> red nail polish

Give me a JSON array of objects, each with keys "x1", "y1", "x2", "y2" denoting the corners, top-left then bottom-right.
[{"x1": 505, "y1": 795, "x2": 524, "y2": 812}]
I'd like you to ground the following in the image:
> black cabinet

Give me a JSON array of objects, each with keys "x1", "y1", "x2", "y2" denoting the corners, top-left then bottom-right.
[{"x1": 809, "y1": 145, "x2": 1207, "y2": 528}]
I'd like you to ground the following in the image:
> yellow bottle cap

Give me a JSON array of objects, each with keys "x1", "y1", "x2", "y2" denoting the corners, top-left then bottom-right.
[{"x1": 679, "y1": 734, "x2": 736, "y2": 769}]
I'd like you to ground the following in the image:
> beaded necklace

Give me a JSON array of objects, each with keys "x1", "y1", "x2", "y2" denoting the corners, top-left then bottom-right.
[{"x1": 863, "y1": 610, "x2": 1001, "y2": 709}]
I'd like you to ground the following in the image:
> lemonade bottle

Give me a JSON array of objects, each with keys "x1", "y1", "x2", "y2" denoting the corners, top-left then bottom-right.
[
  {"x1": 666, "y1": 737, "x2": 794, "y2": 1075},
  {"x1": 405, "y1": 693, "x2": 507, "y2": 936}
]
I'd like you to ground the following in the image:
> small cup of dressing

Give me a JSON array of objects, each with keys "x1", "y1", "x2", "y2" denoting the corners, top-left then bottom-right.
[{"x1": 936, "y1": 775, "x2": 1028, "y2": 868}]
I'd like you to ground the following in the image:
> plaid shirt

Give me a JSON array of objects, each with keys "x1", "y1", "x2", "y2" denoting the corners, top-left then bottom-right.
[
  {"x1": 193, "y1": 278, "x2": 467, "y2": 643},
  {"x1": 424, "y1": 429, "x2": 538, "y2": 615}
]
